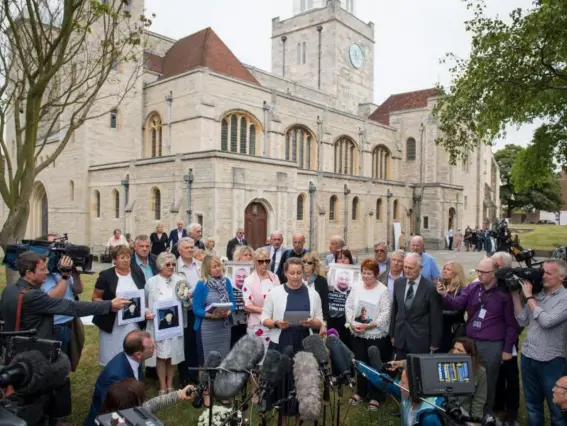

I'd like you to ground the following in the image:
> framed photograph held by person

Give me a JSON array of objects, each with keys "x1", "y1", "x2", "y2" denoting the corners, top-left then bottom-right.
[
  {"x1": 153, "y1": 299, "x2": 183, "y2": 341},
  {"x1": 117, "y1": 289, "x2": 145, "y2": 326},
  {"x1": 225, "y1": 261, "x2": 253, "y2": 312}
]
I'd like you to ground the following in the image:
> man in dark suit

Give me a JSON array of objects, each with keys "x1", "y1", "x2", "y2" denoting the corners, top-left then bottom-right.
[
  {"x1": 389, "y1": 252, "x2": 443, "y2": 359},
  {"x1": 277, "y1": 233, "x2": 308, "y2": 283},
  {"x1": 169, "y1": 221, "x2": 188, "y2": 258},
  {"x1": 84, "y1": 330, "x2": 155, "y2": 426},
  {"x1": 226, "y1": 228, "x2": 247, "y2": 260}
]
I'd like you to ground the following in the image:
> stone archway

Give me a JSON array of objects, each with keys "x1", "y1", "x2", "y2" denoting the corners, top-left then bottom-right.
[
  {"x1": 27, "y1": 182, "x2": 48, "y2": 238},
  {"x1": 244, "y1": 202, "x2": 268, "y2": 249},
  {"x1": 448, "y1": 207, "x2": 456, "y2": 230}
]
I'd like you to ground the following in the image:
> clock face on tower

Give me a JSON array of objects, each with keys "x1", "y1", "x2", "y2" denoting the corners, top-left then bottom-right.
[{"x1": 349, "y1": 43, "x2": 364, "y2": 69}]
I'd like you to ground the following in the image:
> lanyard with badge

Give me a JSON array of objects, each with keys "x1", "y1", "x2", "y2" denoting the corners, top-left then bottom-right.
[{"x1": 472, "y1": 286, "x2": 492, "y2": 329}]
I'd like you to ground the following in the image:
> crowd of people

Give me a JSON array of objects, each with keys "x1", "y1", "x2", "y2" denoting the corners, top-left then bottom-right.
[{"x1": 2, "y1": 225, "x2": 567, "y2": 426}]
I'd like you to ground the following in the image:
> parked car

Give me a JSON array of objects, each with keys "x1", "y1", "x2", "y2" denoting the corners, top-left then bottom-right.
[{"x1": 537, "y1": 219, "x2": 557, "y2": 225}]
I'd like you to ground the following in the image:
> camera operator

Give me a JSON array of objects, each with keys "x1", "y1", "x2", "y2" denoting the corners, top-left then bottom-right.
[
  {"x1": 437, "y1": 258, "x2": 517, "y2": 416},
  {"x1": 0, "y1": 251, "x2": 131, "y2": 423},
  {"x1": 553, "y1": 376, "x2": 567, "y2": 423},
  {"x1": 40, "y1": 254, "x2": 83, "y2": 359},
  {"x1": 511, "y1": 259, "x2": 567, "y2": 426}
]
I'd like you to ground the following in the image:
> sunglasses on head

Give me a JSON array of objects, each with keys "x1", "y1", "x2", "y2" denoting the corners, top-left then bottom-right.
[{"x1": 257, "y1": 259, "x2": 271, "y2": 264}]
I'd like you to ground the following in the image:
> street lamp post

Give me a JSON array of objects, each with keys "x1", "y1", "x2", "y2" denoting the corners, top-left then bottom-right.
[
  {"x1": 165, "y1": 91, "x2": 173, "y2": 155},
  {"x1": 120, "y1": 174, "x2": 130, "y2": 234},
  {"x1": 343, "y1": 184, "x2": 350, "y2": 245},
  {"x1": 386, "y1": 189, "x2": 393, "y2": 247},
  {"x1": 309, "y1": 182, "x2": 316, "y2": 251},
  {"x1": 183, "y1": 169, "x2": 194, "y2": 225}
]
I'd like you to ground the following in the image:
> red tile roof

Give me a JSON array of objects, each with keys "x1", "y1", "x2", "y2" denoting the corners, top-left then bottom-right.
[
  {"x1": 144, "y1": 51, "x2": 163, "y2": 74},
  {"x1": 369, "y1": 88, "x2": 442, "y2": 125},
  {"x1": 160, "y1": 27, "x2": 260, "y2": 86}
]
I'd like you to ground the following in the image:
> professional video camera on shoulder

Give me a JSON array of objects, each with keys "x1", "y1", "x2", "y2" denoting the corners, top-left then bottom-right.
[
  {"x1": 2, "y1": 233, "x2": 93, "y2": 275},
  {"x1": 0, "y1": 327, "x2": 70, "y2": 426},
  {"x1": 495, "y1": 267, "x2": 544, "y2": 294}
]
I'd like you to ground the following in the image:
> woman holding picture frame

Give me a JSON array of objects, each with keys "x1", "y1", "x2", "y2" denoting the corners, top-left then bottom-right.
[
  {"x1": 345, "y1": 258, "x2": 392, "y2": 411},
  {"x1": 145, "y1": 252, "x2": 185, "y2": 395},
  {"x1": 242, "y1": 247, "x2": 280, "y2": 351}
]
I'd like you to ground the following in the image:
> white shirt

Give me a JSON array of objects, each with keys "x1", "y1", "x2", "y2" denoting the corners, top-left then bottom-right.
[
  {"x1": 345, "y1": 280, "x2": 391, "y2": 339},
  {"x1": 269, "y1": 246, "x2": 284, "y2": 273},
  {"x1": 405, "y1": 274, "x2": 422, "y2": 299},
  {"x1": 127, "y1": 355, "x2": 140, "y2": 380},
  {"x1": 177, "y1": 229, "x2": 183, "y2": 240},
  {"x1": 176, "y1": 257, "x2": 201, "y2": 309}
]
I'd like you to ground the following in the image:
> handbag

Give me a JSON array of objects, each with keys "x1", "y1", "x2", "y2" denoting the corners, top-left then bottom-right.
[{"x1": 100, "y1": 247, "x2": 112, "y2": 263}]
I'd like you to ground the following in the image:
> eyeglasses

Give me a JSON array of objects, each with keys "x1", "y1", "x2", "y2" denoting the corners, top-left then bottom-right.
[
  {"x1": 475, "y1": 269, "x2": 494, "y2": 274},
  {"x1": 165, "y1": 263, "x2": 176, "y2": 267},
  {"x1": 257, "y1": 259, "x2": 271, "y2": 265},
  {"x1": 303, "y1": 261, "x2": 314, "y2": 265},
  {"x1": 375, "y1": 249, "x2": 386, "y2": 253},
  {"x1": 555, "y1": 383, "x2": 567, "y2": 391}
]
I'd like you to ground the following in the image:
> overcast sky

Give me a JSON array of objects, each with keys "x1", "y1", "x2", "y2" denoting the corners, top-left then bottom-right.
[{"x1": 145, "y1": 0, "x2": 538, "y2": 151}]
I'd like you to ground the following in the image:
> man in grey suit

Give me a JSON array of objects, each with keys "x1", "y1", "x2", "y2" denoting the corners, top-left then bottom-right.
[{"x1": 389, "y1": 252, "x2": 443, "y2": 359}]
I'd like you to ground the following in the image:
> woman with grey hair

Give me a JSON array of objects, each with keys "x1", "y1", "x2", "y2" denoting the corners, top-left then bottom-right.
[{"x1": 145, "y1": 252, "x2": 185, "y2": 395}]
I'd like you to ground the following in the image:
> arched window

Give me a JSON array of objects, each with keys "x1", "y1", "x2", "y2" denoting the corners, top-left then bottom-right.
[
  {"x1": 94, "y1": 190, "x2": 100, "y2": 218},
  {"x1": 113, "y1": 189, "x2": 120, "y2": 219},
  {"x1": 145, "y1": 113, "x2": 163, "y2": 158},
  {"x1": 151, "y1": 187, "x2": 161, "y2": 220},
  {"x1": 69, "y1": 180, "x2": 74, "y2": 202},
  {"x1": 352, "y1": 197, "x2": 359, "y2": 220},
  {"x1": 334, "y1": 137, "x2": 358, "y2": 175},
  {"x1": 372, "y1": 145, "x2": 391, "y2": 180},
  {"x1": 329, "y1": 195, "x2": 338, "y2": 221},
  {"x1": 285, "y1": 126, "x2": 315, "y2": 170},
  {"x1": 220, "y1": 112, "x2": 260, "y2": 155},
  {"x1": 393, "y1": 199, "x2": 399, "y2": 220},
  {"x1": 376, "y1": 198, "x2": 382, "y2": 220},
  {"x1": 406, "y1": 138, "x2": 416, "y2": 161},
  {"x1": 297, "y1": 194, "x2": 305, "y2": 221}
]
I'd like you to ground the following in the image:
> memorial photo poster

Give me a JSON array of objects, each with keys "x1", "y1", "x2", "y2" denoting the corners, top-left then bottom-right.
[
  {"x1": 154, "y1": 299, "x2": 183, "y2": 341},
  {"x1": 117, "y1": 289, "x2": 145, "y2": 326},
  {"x1": 327, "y1": 264, "x2": 360, "y2": 294},
  {"x1": 225, "y1": 262, "x2": 253, "y2": 312},
  {"x1": 354, "y1": 301, "x2": 376, "y2": 325}
]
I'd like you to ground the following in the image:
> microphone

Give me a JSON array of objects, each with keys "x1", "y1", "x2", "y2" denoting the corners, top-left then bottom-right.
[
  {"x1": 259, "y1": 349, "x2": 282, "y2": 413},
  {"x1": 283, "y1": 345, "x2": 294, "y2": 358},
  {"x1": 368, "y1": 346, "x2": 383, "y2": 371},
  {"x1": 326, "y1": 328, "x2": 339, "y2": 338},
  {"x1": 0, "y1": 350, "x2": 71, "y2": 396},
  {"x1": 192, "y1": 351, "x2": 222, "y2": 409},
  {"x1": 293, "y1": 351, "x2": 321, "y2": 421},
  {"x1": 325, "y1": 335, "x2": 354, "y2": 385},
  {"x1": 214, "y1": 335, "x2": 264, "y2": 399},
  {"x1": 302, "y1": 335, "x2": 333, "y2": 386}
]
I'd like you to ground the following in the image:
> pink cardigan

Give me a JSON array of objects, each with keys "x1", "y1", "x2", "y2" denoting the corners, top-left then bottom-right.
[{"x1": 242, "y1": 271, "x2": 280, "y2": 328}]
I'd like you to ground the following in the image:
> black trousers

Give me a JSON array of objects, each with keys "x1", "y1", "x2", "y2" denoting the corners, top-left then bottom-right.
[
  {"x1": 177, "y1": 310, "x2": 199, "y2": 384},
  {"x1": 231, "y1": 323, "x2": 247, "y2": 348},
  {"x1": 351, "y1": 335, "x2": 390, "y2": 402},
  {"x1": 494, "y1": 356, "x2": 520, "y2": 421}
]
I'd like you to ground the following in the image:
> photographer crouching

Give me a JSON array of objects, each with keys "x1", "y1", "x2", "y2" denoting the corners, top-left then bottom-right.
[
  {"x1": 0, "y1": 251, "x2": 131, "y2": 425},
  {"x1": 511, "y1": 259, "x2": 567, "y2": 426}
]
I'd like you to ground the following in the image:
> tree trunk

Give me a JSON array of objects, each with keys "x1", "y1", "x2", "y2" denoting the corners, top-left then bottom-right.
[
  {"x1": 506, "y1": 206, "x2": 513, "y2": 218},
  {"x1": 1, "y1": 201, "x2": 31, "y2": 286}
]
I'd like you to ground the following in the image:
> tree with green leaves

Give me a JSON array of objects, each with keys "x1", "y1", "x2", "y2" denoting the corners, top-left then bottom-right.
[
  {"x1": 0, "y1": 0, "x2": 151, "y2": 256},
  {"x1": 433, "y1": 0, "x2": 567, "y2": 190},
  {"x1": 494, "y1": 144, "x2": 563, "y2": 217}
]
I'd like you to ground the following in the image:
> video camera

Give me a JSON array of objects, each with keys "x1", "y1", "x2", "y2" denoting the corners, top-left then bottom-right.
[
  {"x1": 2, "y1": 233, "x2": 93, "y2": 274},
  {"x1": 495, "y1": 267, "x2": 544, "y2": 294},
  {"x1": 492, "y1": 219, "x2": 537, "y2": 267},
  {"x1": 0, "y1": 327, "x2": 68, "y2": 426}
]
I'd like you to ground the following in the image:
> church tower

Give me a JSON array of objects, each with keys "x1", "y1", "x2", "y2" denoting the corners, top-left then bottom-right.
[{"x1": 272, "y1": 0, "x2": 374, "y2": 114}]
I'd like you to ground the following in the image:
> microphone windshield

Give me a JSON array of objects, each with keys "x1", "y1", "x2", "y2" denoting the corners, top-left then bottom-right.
[
  {"x1": 293, "y1": 352, "x2": 321, "y2": 421},
  {"x1": 325, "y1": 335, "x2": 353, "y2": 377},
  {"x1": 12, "y1": 350, "x2": 71, "y2": 395},
  {"x1": 302, "y1": 335, "x2": 328, "y2": 365},
  {"x1": 326, "y1": 328, "x2": 339, "y2": 338},
  {"x1": 200, "y1": 351, "x2": 222, "y2": 386},
  {"x1": 367, "y1": 346, "x2": 383, "y2": 371},
  {"x1": 261, "y1": 350, "x2": 282, "y2": 387},
  {"x1": 279, "y1": 354, "x2": 292, "y2": 376},
  {"x1": 283, "y1": 345, "x2": 295, "y2": 358}
]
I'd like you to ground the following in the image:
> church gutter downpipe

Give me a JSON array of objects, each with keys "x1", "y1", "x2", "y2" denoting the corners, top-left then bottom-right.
[
  {"x1": 309, "y1": 182, "x2": 316, "y2": 251},
  {"x1": 183, "y1": 169, "x2": 194, "y2": 225},
  {"x1": 165, "y1": 91, "x2": 173, "y2": 154},
  {"x1": 281, "y1": 36, "x2": 287, "y2": 77},
  {"x1": 343, "y1": 183, "x2": 350, "y2": 245},
  {"x1": 317, "y1": 26, "x2": 323, "y2": 89}
]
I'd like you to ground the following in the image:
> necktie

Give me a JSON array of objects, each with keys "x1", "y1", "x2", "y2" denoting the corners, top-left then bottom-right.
[
  {"x1": 405, "y1": 281, "x2": 415, "y2": 311},
  {"x1": 271, "y1": 249, "x2": 277, "y2": 272}
]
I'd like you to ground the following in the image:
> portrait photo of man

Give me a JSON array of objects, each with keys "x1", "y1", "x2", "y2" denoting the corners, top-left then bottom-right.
[
  {"x1": 233, "y1": 267, "x2": 249, "y2": 290},
  {"x1": 335, "y1": 271, "x2": 352, "y2": 293},
  {"x1": 122, "y1": 297, "x2": 141, "y2": 320},
  {"x1": 158, "y1": 307, "x2": 179, "y2": 330}
]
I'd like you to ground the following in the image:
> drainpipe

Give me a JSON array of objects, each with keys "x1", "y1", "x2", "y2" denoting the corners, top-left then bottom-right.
[
  {"x1": 386, "y1": 188, "x2": 393, "y2": 247},
  {"x1": 416, "y1": 122, "x2": 425, "y2": 234},
  {"x1": 317, "y1": 26, "x2": 323, "y2": 89},
  {"x1": 165, "y1": 91, "x2": 173, "y2": 154},
  {"x1": 309, "y1": 182, "x2": 316, "y2": 251},
  {"x1": 183, "y1": 169, "x2": 194, "y2": 224},
  {"x1": 317, "y1": 115, "x2": 323, "y2": 171},
  {"x1": 263, "y1": 101, "x2": 270, "y2": 157},
  {"x1": 343, "y1": 183, "x2": 350, "y2": 245},
  {"x1": 120, "y1": 174, "x2": 130, "y2": 234},
  {"x1": 281, "y1": 36, "x2": 287, "y2": 77}
]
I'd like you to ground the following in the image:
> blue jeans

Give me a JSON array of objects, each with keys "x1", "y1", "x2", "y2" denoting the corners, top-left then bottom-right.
[
  {"x1": 53, "y1": 322, "x2": 72, "y2": 358},
  {"x1": 521, "y1": 354, "x2": 567, "y2": 426}
]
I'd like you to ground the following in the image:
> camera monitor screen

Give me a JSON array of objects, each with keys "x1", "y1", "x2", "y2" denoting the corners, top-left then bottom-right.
[{"x1": 406, "y1": 354, "x2": 475, "y2": 399}]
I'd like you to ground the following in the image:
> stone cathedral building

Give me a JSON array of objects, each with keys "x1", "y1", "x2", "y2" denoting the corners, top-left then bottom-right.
[{"x1": 14, "y1": 0, "x2": 500, "y2": 255}]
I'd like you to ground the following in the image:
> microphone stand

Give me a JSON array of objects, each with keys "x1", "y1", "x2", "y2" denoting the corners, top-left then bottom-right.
[{"x1": 208, "y1": 370, "x2": 217, "y2": 426}]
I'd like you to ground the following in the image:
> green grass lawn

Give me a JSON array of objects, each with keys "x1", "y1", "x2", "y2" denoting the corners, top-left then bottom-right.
[
  {"x1": 510, "y1": 224, "x2": 567, "y2": 251},
  {"x1": 0, "y1": 268, "x2": 533, "y2": 425}
]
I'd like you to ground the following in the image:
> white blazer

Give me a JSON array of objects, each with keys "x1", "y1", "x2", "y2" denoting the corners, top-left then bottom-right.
[{"x1": 261, "y1": 284, "x2": 324, "y2": 344}]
